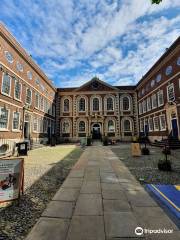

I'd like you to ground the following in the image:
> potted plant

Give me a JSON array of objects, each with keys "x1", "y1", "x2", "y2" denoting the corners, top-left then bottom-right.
[
  {"x1": 103, "y1": 136, "x2": 108, "y2": 146},
  {"x1": 86, "y1": 136, "x2": 92, "y2": 146},
  {"x1": 158, "y1": 144, "x2": 172, "y2": 171},
  {"x1": 162, "y1": 145, "x2": 171, "y2": 155},
  {"x1": 141, "y1": 136, "x2": 150, "y2": 155}
]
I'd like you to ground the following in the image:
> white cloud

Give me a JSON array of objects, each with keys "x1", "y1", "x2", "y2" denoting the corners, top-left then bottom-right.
[{"x1": 0, "y1": 0, "x2": 179, "y2": 87}]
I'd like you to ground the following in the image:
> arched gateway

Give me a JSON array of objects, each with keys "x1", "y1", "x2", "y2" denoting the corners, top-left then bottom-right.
[{"x1": 92, "y1": 123, "x2": 101, "y2": 139}]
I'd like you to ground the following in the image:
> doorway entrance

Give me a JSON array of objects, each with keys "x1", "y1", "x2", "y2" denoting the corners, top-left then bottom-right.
[
  {"x1": 24, "y1": 114, "x2": 31, "y2": 139},
  {"x1": 92, "y1": 123, "x2": 101, "y2": 139},
  {"x1": 171, "y1": 118, "x2": 178, "y2": 138}
]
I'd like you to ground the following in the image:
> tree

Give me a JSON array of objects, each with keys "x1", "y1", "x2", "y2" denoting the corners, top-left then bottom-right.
[{"x1": 151, "y1": 0, "x2": 162, "y2": 4}]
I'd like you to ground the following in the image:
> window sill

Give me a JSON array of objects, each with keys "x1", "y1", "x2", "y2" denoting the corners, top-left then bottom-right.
[
  {"x1": 0, "y1": 129, "x2": 10, "y2": 132},
  {"x1": 12, "y1": 130, "x2": 21, "y2": 132},
  {"x1": 14, "y1": 98, "x2": 22, "y2": 103},
  {"x1": 1, "y1": 92, "x2": 12, "y2": 98}
]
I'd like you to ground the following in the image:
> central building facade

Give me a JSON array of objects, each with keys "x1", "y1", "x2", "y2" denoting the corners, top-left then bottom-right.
[{"x1": 56, "y1": 78, "x2": 138, "y2": 142}]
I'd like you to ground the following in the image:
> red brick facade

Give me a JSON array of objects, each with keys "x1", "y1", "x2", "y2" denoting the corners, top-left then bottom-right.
[
  {"x1": 0, "y1": 23, "x2": 56, "y2": 146},
  {"x1": 0, "y1": 23, "x2": 179, "y2": 145},
  {"x1": 136, "y1": 37, "x2": 180, "y2": 141}
]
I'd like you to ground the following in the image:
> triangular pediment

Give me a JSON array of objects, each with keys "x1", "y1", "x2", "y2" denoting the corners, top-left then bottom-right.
[{"x1": 74, "y1": 77, "x2": 118, "y2": 92}]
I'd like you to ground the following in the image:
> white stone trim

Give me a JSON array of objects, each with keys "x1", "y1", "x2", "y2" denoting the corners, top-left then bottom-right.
[
  {"x1": 90, "y1": 95, "x2": 102, "y2": 112},
  {"x1": 120, "y1": 94, "x2": 132, "y2": 111},
  {"x1": 104, "y1": 94, "x2": 115, "y2": 111}
]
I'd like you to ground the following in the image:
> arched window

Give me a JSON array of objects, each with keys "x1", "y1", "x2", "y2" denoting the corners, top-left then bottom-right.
[
  {"x1": 123, "y1": 97, "x2": 130, "y2": 110},
  {"x1": 108, "y1": 120, "x2": 115, "y2": 132},
  {"x1": 64, "y1": 99, "x2": 69, "y2": 112},
  {"x1": 62, "y1": 121, "x2": 70, "y2": 133},
  {"x1": 79, "y1": 121, "x2": 85, "y2": 132},
  {"x1": 124, "y1": 119, "x2": 131, "y2": 132},
  {"x1": 79, "y1": 98, "x2": 85, "y2": 111},
  {"x1": 93, "y1": 98, "x2": 99, "y2": 111},
  {"x1": 107, "y1": 97, "x2": 113, "y2": 111}
]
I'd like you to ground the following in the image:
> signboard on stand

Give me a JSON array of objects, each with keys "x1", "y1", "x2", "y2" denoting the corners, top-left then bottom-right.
[
  {"x1": 131, "y1": 143, "x2": 141, "y2": 157},
  {"x1": 0, "y1": 158, "x2": 24, "y2": 203}
]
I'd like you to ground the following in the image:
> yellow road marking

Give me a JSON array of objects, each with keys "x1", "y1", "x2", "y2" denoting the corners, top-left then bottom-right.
[{"x1": 151, "y1": 184, "x2": 180, "y2": 212}]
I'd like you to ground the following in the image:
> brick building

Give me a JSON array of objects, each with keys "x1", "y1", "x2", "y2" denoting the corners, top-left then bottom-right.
[
  {"x1": 0, "y1": 22, "x2": 180, "y2": 148},
  {"x1": 0, "y1": 23, "x2": 56, "y2": 151},
  {"x1": 137, "y1": 37, "x2": 180, "y2": 142},
  {"x1": 56, "y1": 78, "x2": 138, "y2": 142}
]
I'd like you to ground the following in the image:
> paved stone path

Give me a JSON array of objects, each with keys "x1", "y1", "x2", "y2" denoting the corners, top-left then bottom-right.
[{"x1": 26, "y1": 146, "x2": 180, "y2": 240}]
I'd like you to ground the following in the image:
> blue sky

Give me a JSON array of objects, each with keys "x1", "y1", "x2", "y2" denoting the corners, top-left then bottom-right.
[{"x1": 0, "y1": 0, "x2": 180, "y2": 87}]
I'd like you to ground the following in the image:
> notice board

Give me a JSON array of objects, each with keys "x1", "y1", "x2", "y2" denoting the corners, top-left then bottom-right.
[{"x1": 0, "y1": 158, "x2": 24, "y2": 203}]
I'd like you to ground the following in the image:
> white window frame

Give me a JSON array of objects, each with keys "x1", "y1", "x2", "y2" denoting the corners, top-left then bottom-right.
[
  {"x1": 78, "y1": 97, "x2": 86, "y2": 112},
  {"x1": 151, "y1": 94, "x2": 157, "y2": 109},
  {"x1": 147, "y1": 97, "x2": 152, "y2": 111},
  {"x1": 64, "y1": 98, "x2": 70, "y2": 112},
  {"x1": 139, "y1": 102, "x2": 142, "y2": 115},
  {"x1": 122, "y1": 96, "x2": 130, "y2": 111},
  {"x1": 142, "y1": 100, "x2": 147, "y2": 113},
  {"x1": 79, "y1": 120, "x2": 86, "y2": 132},
  {"x1": 157, "y1": 90, "x2": 164, "y2": 107},
  {"x1": 159, "y1": 114, "x2": 166, "y2": 131},
  {"x1": 12, "y1": 111, "x2": 21, "y2": 131},
  {"x1": 14, "y1": 80, "x2": 22, "y2": 101},
  {"x1": 90, "y1": 96, "x2": 102, "y2": 112},
  {"x1": 0, "y1": 107, "x2": 10, "y2": 131},
  {"x1": 1, "y1": 73, "x2": 11, "y2": 97},
  {"x1": 106, "y1": 97, "x2": 114, "y2": 111},
  {"x1": 35, "y1": 93, "x2": 40, "y2": 109},
  {"x1": 140, "y1": 119, "x2": 144, "y2": 132},
  {"x1": 153, "y1": 116, "x2": 159, "y2": 131},
  {"x1": 107, "y1": 119, "x2": 115, "y2": 132},
  {"x1": 167, "y1": 83, "x2": 175, "y2": 102},
  {"x1": 148, "y1": 117, "x2": 153, "y2": 132},
  {"x1": 26, "y1": 88, "x2": 32, "y2": 105},
  {"x1": 33, "y1": 116, "x2": 38, "y2": 133}
]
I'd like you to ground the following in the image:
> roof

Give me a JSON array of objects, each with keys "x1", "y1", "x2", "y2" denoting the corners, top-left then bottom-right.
[
  {"x1": 0, "y1": 22, "x2": 56, "y2": 91},
  {"x1": 136, "y1": 36, "x2": 180, "y2": 88}
]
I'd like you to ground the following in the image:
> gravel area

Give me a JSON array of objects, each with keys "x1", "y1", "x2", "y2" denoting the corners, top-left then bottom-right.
[
  {"x1": 0, "y1": 145, "x2": 83, "y2": 240},
  {"x1": 111, "y1": 143, "x2": 180, "y2": 185}
]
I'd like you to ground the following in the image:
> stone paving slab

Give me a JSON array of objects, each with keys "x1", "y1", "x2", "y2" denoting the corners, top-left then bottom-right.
[
  {"x1": 126, "y1": 190, "x2": 158, "y2": 207},
  {"x1": 26, "y1": 217, "x2": 70, "y2": 240},
  {"x1": 26, "y1": 145, "x2": 179, "y2": 240},
  {"x1": 74, "y1": 193, "x2": 103, "y2": 216},
  {"x1": 102, "y1": 189, "x2": 127, "y2": 200},
  {"x1": 42, "y1": 201, "x2": 74, "y2": 219},
  {"x1": 52, "y1": 188, "x2": 80, "y2": 202},
  {"x1": 104, "y1": 212, "x2": 141, "y2": 238},
  {"x1": 103, "y1": 199, "x2": 131, "y2": 212},
  {"x1": 62, "y1": 178, "x2": 83, "y2": 188},
  {"x1": 66, "y1": 216, "x2": 105, "y2": 240},
  {"x1": 100, "y1": 173, "x2": 119, "y2": 183},
  {"x1": 80, "y1": 181, "x2": 101, "y2": 193},
  {"x1": 68, "y1": 170, "x2": 85, "y2": 178},
  {"x1": 133, "y1": 206, "x2": 179, "y2": 230},
  {"x1": 101, "y1": 182, "x2": 123, "y2": 191}
]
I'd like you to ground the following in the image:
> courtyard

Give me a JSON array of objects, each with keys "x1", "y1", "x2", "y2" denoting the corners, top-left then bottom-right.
[
  {"x1": 0, "y1": 143, "x2": 179, "y2": 240},
  {"x1": 111, "y1": 143, "x2": 180, "y2": 185}
]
